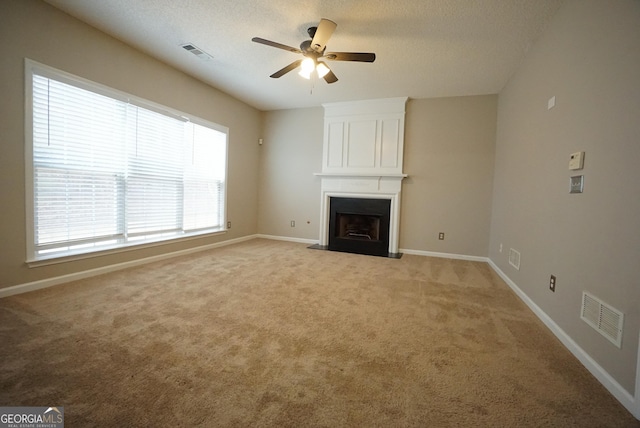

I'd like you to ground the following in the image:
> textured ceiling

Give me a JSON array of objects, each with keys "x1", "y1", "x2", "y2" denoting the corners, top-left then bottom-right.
[{"x1": 42, "y1": 0, "x2": 565, "y2": 111}]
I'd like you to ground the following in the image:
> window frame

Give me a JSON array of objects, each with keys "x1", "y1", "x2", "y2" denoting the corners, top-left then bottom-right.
[{"x1": 25, "y1": 59, "x2": 229, "y2": 266}]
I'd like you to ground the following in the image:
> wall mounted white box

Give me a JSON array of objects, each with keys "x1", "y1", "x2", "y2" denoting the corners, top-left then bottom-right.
[{"x1": 569, "y1": 151, "x2": 584, "y2": 170}]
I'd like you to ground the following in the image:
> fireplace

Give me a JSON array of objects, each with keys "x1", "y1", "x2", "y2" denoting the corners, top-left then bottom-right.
[
  {"x1": 328, "y1": 197, "x2": 391, "y2": 257},
  {"x1": 315, "y1": 177, "x2": 405, "y2": 258},
  {"x1": 314, "y1": 97, "x2": 407, "y2": 258}
]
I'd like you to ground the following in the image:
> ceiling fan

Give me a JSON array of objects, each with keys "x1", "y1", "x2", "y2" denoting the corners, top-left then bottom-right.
[{"x1": 252, "y1": 18, "x2": 376, "y2": 84}]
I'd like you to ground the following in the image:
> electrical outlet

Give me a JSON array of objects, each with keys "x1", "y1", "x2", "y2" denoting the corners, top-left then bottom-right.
[
  {"x1": 227, "y1": 221, "x2": 231, "y2": 229},
  {"x1": 499, "y1": 243, "x2": 503, "y2": 253},
  {"x1": 549, "y1": 275, "x2": 556, "y2": 292},
  {"x1": 290, "y1": 220, "x2": 295, "y2": 227},
  {"x1": 438, "y1": 232, "x2": 445, "y2": 240}
]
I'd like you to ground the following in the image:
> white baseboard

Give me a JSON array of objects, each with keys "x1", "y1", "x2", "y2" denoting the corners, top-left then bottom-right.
[
  {"x1": 400, "y1": 248, "x2": 489, "y2": 262},
  {"x1": 0, "y1": 235, "x2": 258, "y2": 299},
  {"x1": 254, "y1": 238, "x2": 489, "y2": 263},
  {"x1": 256, "y1": 234, "x2": 318, "y2": 245},
  {"x1": 488, "y1": 259, "x2": 639, "y2": 420},
  {"x1": 636, "y1": 331, "x2": 640, "y2": 419}
]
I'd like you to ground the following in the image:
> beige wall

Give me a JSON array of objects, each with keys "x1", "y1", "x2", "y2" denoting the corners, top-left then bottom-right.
[
  {"x1": 0, "y1": 0, "x2": 261, "y2": 289},
  {"x1": 260, "y1": 96, "x2": 497, "y2": 257},
  {"x1": 258, "y1": 107, "x2": 324, "y2": 240},
  {"x1": 489, "y1": 0, "x2": 640, "y2": 394},
  {"x1": 402, "y1": 96, "x2": 497, "y2": 256}
]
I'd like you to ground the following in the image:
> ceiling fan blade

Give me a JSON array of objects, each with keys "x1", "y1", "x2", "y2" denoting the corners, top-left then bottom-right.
[
  {"x1": 310, "y1": 18, "x2": 337, "y2": 53},
  {"x1": 324, "y1": 52, "x2": 376, "y2": 62},
  {"x1": 323, "y1": 69, "x2": 338, "y2": 84},
  {"x1": 252, "y1": 37, "x2": 302, "y2": 54},
  {"x1": 270, "y1": 60, "x2": 303, "y2": 78}
]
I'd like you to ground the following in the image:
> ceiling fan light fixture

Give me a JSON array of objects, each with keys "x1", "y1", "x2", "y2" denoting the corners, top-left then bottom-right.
[
  {"x1": 298, "y1": 69, "x2": 312, "y2": 79},
  {"x1": 300, "y1": 57, "x2": 315, "y2": 72},
  {"x1": 316, "y1": 62, "x2": 330, "y2": 79},
  {"x1": 298, "y1": 57, "x2": 315, "y2": 79}
]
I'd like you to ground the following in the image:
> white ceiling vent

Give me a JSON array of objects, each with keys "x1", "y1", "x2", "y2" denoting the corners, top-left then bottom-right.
[
  {"x1": 581, "y1": 292, "x2": 624, "y2": 348},
  {"x1": 181, "y1": 43, "x2": 213, "y2": 61},
  {"x1": 508, "y1": 248, "x2": 521, "y2": 270}
]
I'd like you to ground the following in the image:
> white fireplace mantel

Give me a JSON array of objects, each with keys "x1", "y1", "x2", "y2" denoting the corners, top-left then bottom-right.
[
  {"x1": 313, "y1": 173, "x2": 407, "y2": 196},
  {"x1": 316, "y1": 97, "x2": 408, "y2": 256}
]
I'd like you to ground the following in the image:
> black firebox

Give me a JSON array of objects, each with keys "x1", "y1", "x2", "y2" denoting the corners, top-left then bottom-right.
[{"x1": 328, "y1": 197, "x2": 391, "y2": 257}]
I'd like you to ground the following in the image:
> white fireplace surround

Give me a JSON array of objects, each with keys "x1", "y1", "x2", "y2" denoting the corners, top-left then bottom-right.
[
  {"x1": 315, "y1": 174, "x2": 405, "y2": 254},
  {"x1": 316, "y1": 97, "x2": 408, "y2": 255}
]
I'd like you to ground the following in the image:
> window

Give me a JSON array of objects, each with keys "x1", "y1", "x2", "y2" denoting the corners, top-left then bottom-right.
[{"x1": 25, "y1": 59, "x2": 228, "y2": 263}]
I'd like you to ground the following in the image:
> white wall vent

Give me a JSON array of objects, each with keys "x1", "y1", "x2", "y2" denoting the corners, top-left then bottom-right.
[
  {"x1": 508, "y1": 248, "x2": 521, "y2": 270},
  {"x1": 581, "y1": 292, "x2": 624, "y2": 348},
  {"x1": 181, "y1": 43, "x2": 213, "y2": 61}
]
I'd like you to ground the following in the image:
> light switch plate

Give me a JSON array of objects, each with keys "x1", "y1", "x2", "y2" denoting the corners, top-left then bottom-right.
[
  {"x1": 569, "y1": 151, "x2": 584, "y2": 170},
  {"x1": 570, "y1": 175, "x2": 584, "y2": 193}
]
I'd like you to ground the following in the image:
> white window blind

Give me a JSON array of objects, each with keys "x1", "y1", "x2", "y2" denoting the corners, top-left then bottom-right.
[{"x1": 27, "y1": 61, "x2": 227, "y2": 261}]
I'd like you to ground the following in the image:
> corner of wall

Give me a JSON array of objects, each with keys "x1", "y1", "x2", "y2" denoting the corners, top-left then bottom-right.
[{"x1": 487, "y1": 258, "x2": 638, "y2": 419}]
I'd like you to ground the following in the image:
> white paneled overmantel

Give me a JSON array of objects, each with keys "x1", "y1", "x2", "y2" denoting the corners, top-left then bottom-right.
[
  {"x1": 316, "y1": 97, "x2": 408, "y2": 255},
  {"x1": 320, "y1": 97, "x2": 408, "y2": 176}
]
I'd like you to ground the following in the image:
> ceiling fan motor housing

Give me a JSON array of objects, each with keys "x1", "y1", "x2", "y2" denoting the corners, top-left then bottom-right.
[{"x1": 300, "y1": 39, "x2": 323, "y2": 57}]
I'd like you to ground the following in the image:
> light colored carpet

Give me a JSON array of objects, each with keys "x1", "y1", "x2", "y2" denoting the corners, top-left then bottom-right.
[{"x1": 0, "y1": 239, "x2": 637, "y2": 427}]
